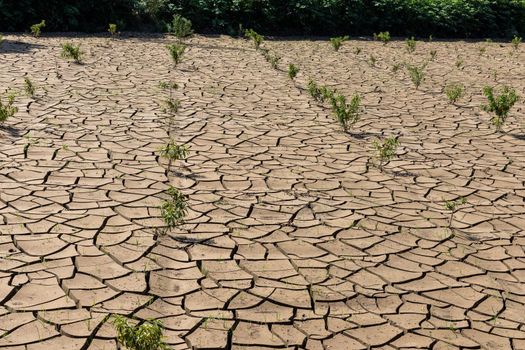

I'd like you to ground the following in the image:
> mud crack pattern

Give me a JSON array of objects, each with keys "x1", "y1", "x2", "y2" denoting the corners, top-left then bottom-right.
[{"x1": 0, "y1": 35, "x2": 525, "y2": 349}]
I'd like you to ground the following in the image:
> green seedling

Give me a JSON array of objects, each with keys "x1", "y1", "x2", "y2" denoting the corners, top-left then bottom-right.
[
  {"x1": 108, "y1": 23, "x2": 118, "y2": 38},
  {"x1": 353, "y1": 47, "x2": 362, "y2": 55},
  {"x1": 166, "y1": 43, "x2": 186, "y2": 66},
  {"x1": 261, "y1": 49, "x2": 280, "y2": 69},
  {"x1": 330, "y1": 35, "x2": 349, "y2": 51},
  {"x1": 430, "y1": 50, "x2": 437, "y2": 60},
  {"x1": 60, "y1": 43, "x2": 83, "y2": 63},
  {"x1": 0, "y1": 92, "x2": 17, "y2": 123},
  {"x1": 405, "y1": 63, "x2": 426, "y2": 88},
  {"x1": 288, "y1": 63, "x2": 299, "y2": 80},
  {"x1": 374, "y1": 31, "x2": 390, "y2": 44},
  {"x1": 481, "y1": 85, "x2": 519, "y2": 131},
  {"x1": 368, "y1": 55, "x2": 377, "y2": 67},
  {"x1": 428, "y1": 35, "x2": 433, "y2": 42},
  {"x1": 244, "y1": 29, "x2": 263, "y2": 50},
  {"x1": 511, "y1": 35, "x2": 521, "y2": 50},
  {"x1": 159, "y1": 140, "x2": 189, "y2": 173},
  {"x1": 113, "y1": 315, "x2": 170, "y2": 350},
  {"x1": 444, "y1": 83, "x2": 464, "y2": 104},
  {"x1": 160, "y1": 186, "x2": 188, "y2": 229},
  {"x1": 331, "y1": 93, "x2": 361, "y2": 132},
  {"x1": 372, "y1": 136, "x2": 400, "y2": 170},
  {"x1": 158, "y1": 81, "x2": 178, "y2": 90},
  {"x1": 392, "y1": 63, "x2": 402, "y2": 73},
  {"x1": 171, "y1": 14, "x2": 193, "y2": 39},
  {"x1": 30, "y1": 20, "x2": 45, "y2": 37},
  {"x1": 444, "y1": 197, "x2": 467, "y2": 231},
  {"x1": 455, "y1": 58, "x2": 464, "y2": 69},
  {"x1": 24, "y1": 77, "x2": 36, "y2": 97},
  {"x1": 405, "y1": 36, "x2": 416, "y2": 53}
]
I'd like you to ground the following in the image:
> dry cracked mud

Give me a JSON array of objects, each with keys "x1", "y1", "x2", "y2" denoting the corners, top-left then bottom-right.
[{"x1": 0, "y1": 34, "x2": 524, "y2": 349}]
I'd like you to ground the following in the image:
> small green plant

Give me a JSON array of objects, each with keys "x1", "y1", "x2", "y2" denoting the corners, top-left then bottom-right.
[
  {"x1": 319, "y1": 85, "x2": 336, "y2": 102},
  {"x1": 108, "y1": 23, "x2": 118, "y2": 38},
  {"x1": 368, "y1": 55, "x2": 377, "y2": 67},
  {"x1": 171, "y1": 14, "x2": 193, "y2": 39},
  {"x1": 307, "y1": 79, "x2": 322, "y2": 102},
  {"x1": 244, "y1": 29, "x2": 263, "y2": 50},
  {"x1": 392, "y1": 63, "x2": 402, "y2": 73},
  {"x1": 430, "y1": 50, "x2": 437, "y2": 60},
  {"x1": 159, "y1": 81, "x2": 178, "y2": 90},
  {"x1": 24, "y1": 77, "x2": 36, "y2": 97},
  {"x1": 331, "y1": 93, "x2": 361, "y2": 132},
  {"x1": 160, "y1": 140, "x2": 189, "y2": 173},
  {"x1": 113, "y1": 316, "x2": 170, "y2": 350},
  {"x1": 261, "y1": 49, "x2": 280, "y2": 69},
  {"x1": 0, "y1": 92, "x2": 17, "y2": 124},
  {"x1": 160, "y1": 186, "x2": 188, "y2": 228},
  {"x1": 330, "y1": 35, "x2": 349, "y2": 51},
  {"x1": 479, "y1": 46, "x2": 486, "y2": 56},
  {"x1": 444, "y1": 197, "x2": 467, "y2": 230},
  {"x1": 374, "y1": 31, "x2": 390, "y2": 44},
  {"x1": 288, "y1": 64, "x2": 299, "y2": 80},
  {"x1": 444, "y1": 83, "x2": 464, "y2": 104},
  {"x1": 405, "y1": 36, "x2": 416, "y2": 53},
  {"x1": 30, "y1": 20, "x2": 45, "y2": 37},
  {"x1": 455, "y1": 58, "x2": 464, "y2": 69},
  {"x1": 481, "y1": 85, "x2": 519, "y2": 131},
  {"x1": 166, "y1": 43, "x2": 186, "y2": 66},
  {"x1": 60, "y1": 43, "x2": 83, "y2": 63},
  {"x1": 428, "y1": 35, "x2": 433, "y2": 42},
  {"x1": 353, "y1": 47, "x2": 362, "y2": 55},
  {"x1": 373, "y1": 136, "x2": 400, "y2": 170},
  {"x1": 511, "y1": 35, "x2": 521, "y2": 50},
  {"x1": 405, "y1": 63, "x2": 426, "y2": 88}
]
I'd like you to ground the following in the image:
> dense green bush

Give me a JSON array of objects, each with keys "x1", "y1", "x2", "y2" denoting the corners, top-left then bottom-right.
[{"x1": 0, "y1": 0, "x2": 524, "y2": 37}]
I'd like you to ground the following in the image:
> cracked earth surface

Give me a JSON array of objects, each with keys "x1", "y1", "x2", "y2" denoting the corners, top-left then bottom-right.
[{"x1": 0, "y1": 34, "x2": 525, "y2": 349}]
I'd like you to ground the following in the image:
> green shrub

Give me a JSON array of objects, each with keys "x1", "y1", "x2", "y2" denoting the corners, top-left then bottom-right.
[
  {"x1": 166, "y1": 43, "x2": 186, "y2": 66},
  {"x1": 482, "y1": 85, "x2": 519, "y2": 131},
  {"x1": 405, "y1": 36, "x2": 416, "y2": 53},
  {"x1": 24, "y1": 77, "x2": 36, "y2": 97},
  {"x1": 288, "y1": 64, "x2": 299, "y2": 80},
  {"x1": 108, "y1": 23, "x2": 118, "y2": 37},
  {"x1": 261, "y1": 49, "x2": 280, "y2": 69},
  {"x1": 331, "y1": 93, "x2": 361, "y2": 132},
  {"x1": 373, "y1": 136, "x2": 400, "y2": 170},
  {"x1": 512, "y1": 35, "x2": 522, "y2": 49},
  {"x1": 0, "y1": 92, "x2": 17, "y2": 123},
  {"x1": 171, "y1": 14, "x2": 193, "y2": 39},
  {"x1": 406, "y1": 63, "x2": 426, "y2": 88},
  {"x1": 444, "y1": 83, "x2": 464, "y2": 103},
  {"x1": 160, "y1": 186, "x2": 188, "y2": 228},
  {"x1": 374, "y1": 31, "x2": 390, "y2": 44},
  {"x1": 30, "y1": 20, "x2": 45, "y2": 37},
  {"x1": 113, "y1": 316, "x2": 170, "y2": 350},
  {"x1": 244, "y1": 29, "x2": 263, "y2": 50},
  {"x1": 60, "y1": 43, "x2": 82, "y2": 63},
  {"x1": 160, "y1": 140, "x2": 189, "y2": 173},
  {"x1": 330, "y1": 35, "x2": 349, "y2": 51}
]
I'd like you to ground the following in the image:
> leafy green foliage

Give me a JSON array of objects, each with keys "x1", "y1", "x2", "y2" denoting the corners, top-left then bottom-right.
[
  {"x1": 406, "y1": 63, "x2": 426, "y2": 88},
  {"x1": 482, "y1": 85, "x2": 519, "y2": 131},
  {"x1": 171, "y1": 14, "x2": 193, "y2": 39},
  {"x1": 288, "y1": 64, "x2": 299, "y2": 80},
  {"x1": 166, "y1": 43, "x2": 186, "y2": 66},
  {"x1": 160, "y1": 140, "x2": 189, "y2": 169},
  {"x1": 261, "y1": 49, "x2": 280, "y2": 69},
  {"x1": 405, "y1": 36, "x2": 416, "y2": 53},
  {"x1": 512, "y1": 35, "x2": 522, "y2": 49},
  {"x1": 0, "y1": 92, "x2": 17, "y2": 124},
  {"x1": 330, "y1": 35, "x2": 349, "y2": 51},
  {"x1": 108, "y1": 23, "x2": 118, "y2": 37},
  {"x1": 159, "y1": 81, "x2": 178, "y2": 90},
  {"x1": 24, "y1": 77, "x2": 36, "y2": 97},
  {"x1": 444, "y1": 197, "x2": 467, "y2": 229},
  {"x1": 113, "y1": 316, "x2": 170, "y2": 350},
  {"x1": 60, "y1": 43, "x2": 82, "y2": 63},
  {"x1": 30, "y1": 20, "x2": 45, "y2": 37},
  {"x1": 374, "y1": 31, "x2": 390, "y2": 44},
  {"x1": 444, "y1": 83, "x2": 464, "y2": 103},
  {"x1": 373, "y1": 136, "x2": 400, "y2": 170},
  {"x1": 331, "y1": 93, "x2": 361, "y2": 132},
  {"x1": 244, "y1": 29, "x2": 263, "y2": 50},
  {"x1": 160, "y1": 186, "x2": 188, "y2": 228}
]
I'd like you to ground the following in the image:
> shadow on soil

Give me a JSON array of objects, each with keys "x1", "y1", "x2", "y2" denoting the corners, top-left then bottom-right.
[{"x1": 0, "y1": 39, "x2": 45, "y2": 53}]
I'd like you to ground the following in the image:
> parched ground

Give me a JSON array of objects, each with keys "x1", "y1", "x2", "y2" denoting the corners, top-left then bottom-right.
[{"x1": 0, "y1": 33, "x2": 524, "y2": 350}]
